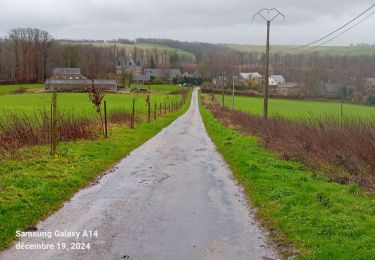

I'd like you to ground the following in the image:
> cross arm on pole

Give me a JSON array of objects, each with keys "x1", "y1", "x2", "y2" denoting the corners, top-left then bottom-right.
[{"x1": 253, "y1": 8, "x2": 285, "y2": 22}]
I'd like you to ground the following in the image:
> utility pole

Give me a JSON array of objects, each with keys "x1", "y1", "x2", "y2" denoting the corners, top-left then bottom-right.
[{"x1": 253, "y1": 8, "x2": 285, "y2": 120}]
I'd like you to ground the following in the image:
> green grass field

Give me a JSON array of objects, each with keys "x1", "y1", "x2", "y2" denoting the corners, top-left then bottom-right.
[
  {"x1": 200, "y1": 94, "x2": 375, "y2": 259},
  {"x1": 0, "y1": 91, "x2": 192, "y2": 250},
  {"x1": 131, "y1": 84, "x2": 182, "y2": 93},
  {"x1": 217, "y1": 94, "x2": 375, "y2": 121},
  {"x1": 0, "y1": 90, "x2": 183, "y2": 116},
  {"x1": 226, "y1": 44, "x2": 375, "y2": 56},
  {"x1": 0, "y1": 84, "x2": 44, "y2": 95}
]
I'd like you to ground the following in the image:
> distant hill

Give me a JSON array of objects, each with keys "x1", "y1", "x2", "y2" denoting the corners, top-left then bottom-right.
[
  {"x1": 58, "y1": 39, "x2": 375, "y2": 58},
  {"x1": 58, "y1": 40, "x2": 197, "y2": 61},
  {"x1": 225, "y1": 44, "x2": 375, "y2": 56}
]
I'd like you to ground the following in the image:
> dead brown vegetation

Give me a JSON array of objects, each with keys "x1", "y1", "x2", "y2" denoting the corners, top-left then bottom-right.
[
  {"x1": 0, "y1": 111, "x2": 101, "y2": 158},
  {"x1": 202, "y1": 96, "x2": 375, "y2": 192}
]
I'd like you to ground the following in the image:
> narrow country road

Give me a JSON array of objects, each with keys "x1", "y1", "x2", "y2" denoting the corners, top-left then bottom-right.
[{"x1": 1, "y1": 89, "x2": 278, "y2": 260}]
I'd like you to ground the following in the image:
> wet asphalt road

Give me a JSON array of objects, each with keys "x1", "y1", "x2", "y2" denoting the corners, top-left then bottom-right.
[{"x1": 1, "y1": 88, "x2": 278, "y2": 260}]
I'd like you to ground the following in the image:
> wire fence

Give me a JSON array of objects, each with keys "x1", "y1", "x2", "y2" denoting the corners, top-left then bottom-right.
[{"x1": 0, "y1": 89, "x2": 190, "y2": 158}]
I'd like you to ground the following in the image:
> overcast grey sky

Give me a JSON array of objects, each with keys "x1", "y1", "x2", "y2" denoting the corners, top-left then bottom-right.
[{"x1": 0, "y1": 0, "x2": 374, "y2": 45}]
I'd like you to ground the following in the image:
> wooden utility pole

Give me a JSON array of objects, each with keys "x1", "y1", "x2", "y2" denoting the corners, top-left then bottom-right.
[{"x1": 253, "y1": 8, "x2": 285, "y2": 119}]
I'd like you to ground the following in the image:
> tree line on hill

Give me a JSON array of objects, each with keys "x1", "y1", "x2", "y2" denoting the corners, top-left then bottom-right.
[{"x1": 0, "y1": 30, "x2": 196, "y2": 83}]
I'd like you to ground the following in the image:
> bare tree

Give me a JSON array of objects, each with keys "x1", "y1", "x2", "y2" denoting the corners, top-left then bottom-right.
[
  {"x1": 41, "y1": 31, "x2": 52, "y2": 80},
  {"x1": 8, "y1": 29, "x2": 21, "y2": 81}
]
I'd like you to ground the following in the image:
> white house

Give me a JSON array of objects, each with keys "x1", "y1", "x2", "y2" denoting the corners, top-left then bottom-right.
[
  {"x1": 239, "y1": 72, "x2": 262, "y2": 81},
  {"x1": 269, "y1": 75, "x2": 286, "y2": 86}
]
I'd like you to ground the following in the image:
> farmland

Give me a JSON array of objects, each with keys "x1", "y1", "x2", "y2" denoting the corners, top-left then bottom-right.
[
  {"x1": 0, "y1": 84, "x2": 184, "y2": 115},
  {"x1": 215, "y1": 94, "x2": 375, "y2": 122},
  {"x1": 0, "y1": 92, "x2": 182, "y2": 115},
  {"x1": 226, "y1": 44, "x2": 375, "y2": 56}
]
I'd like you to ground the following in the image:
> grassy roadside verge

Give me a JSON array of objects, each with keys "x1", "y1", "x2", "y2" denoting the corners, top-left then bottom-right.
[
  {"x1": 213, "y1": 93, "x2": 375, "y2": 122},
  {"x1": 199, "y1": 94, "x2": 375, "y2": 259},
  {"x1": 0, "y1": 90, "x2": 192, "y2": 250}
]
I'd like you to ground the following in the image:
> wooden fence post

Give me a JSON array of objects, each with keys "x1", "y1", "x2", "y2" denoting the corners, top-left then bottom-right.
[
  {"x1": 50, "y1": 91, "x2": 58, "y2": 155},
  {"x1": 131, "y1": 98, "x2": 135, "y2": 129},
  {"x1": 104, "y1": 101, "x2": 108, "y2": 138},
  {"x1": 147, "y1": 101, "x2": 151, "y2": 123},
  {"x1": 154, "y1": 103, "x2": 157, "y2": 120}
]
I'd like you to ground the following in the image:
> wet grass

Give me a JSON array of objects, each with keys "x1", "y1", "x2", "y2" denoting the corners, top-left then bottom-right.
[
  {"x1": 0, "y1": 84, "x2": 44, "y2": 95},
  {"x1": 199, "y1": 94, "x2": 375, "y2": 259},
  {"x1": 0, "y1": 91, "x2": 181, "y2": 115},
  {"x1": 216, "y1": 94, "x2": 375, "y2": 122},
  {"x1": 130, "y1": 84, "x2": 183, "y2": 93},
  {"x1": 0, "y1": 91, "x2": 192, "y2": 250}
]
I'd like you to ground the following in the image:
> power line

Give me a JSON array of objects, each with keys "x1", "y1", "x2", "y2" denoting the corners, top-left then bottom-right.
[
  {"x1": 288, "y1": 3, "x2": 375, "y2": 50},
  {"x1": 308, "y1": 9, "x2": 375, "y2": 50}
]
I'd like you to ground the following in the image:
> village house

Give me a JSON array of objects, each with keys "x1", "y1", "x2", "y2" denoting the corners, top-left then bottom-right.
[
  {"x1": 267, "y1": 75, "x2": 285, "y2": 95},
  {"x1": 116, "y1": 57, "x2": 143, "y2": 76},
  {"x1": 366, "y1": 78, "x2": 375, "y2": 87},
  {"x1": 144, "y1": 69, "x2": 182, "y2": 82},
  {"x1": 132, "y1": 75, "x2": 151, "y2": 84},
  {"x1": 277, "y1": 83, "x2": 300, "y2": 97},
  {"x1": 365, "y1": 78, "x2": 375, "y2": 92},
  {"x1": 45, "y1": 68, "x2": 117, "y2": 92},
  {"x1": 269, "y1": 75, "x2": 286, "y2": 86},
  {"x1": 238, "y1": 72, "x2": 263, "y2": 85}
]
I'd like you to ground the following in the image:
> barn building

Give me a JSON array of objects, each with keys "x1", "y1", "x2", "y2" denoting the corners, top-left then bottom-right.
[{"x1": 45, "y1": 68, "x2": 117, "y2": 92}]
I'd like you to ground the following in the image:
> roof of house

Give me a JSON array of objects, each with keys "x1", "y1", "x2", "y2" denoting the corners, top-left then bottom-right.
[
  {"x1": 239, "y1": 72, "x2": 262, "y2": 79},
  {"x1": 170, "y1": 69, "x2": 182, "y2": 78},
  {"x1": 53, "y1": 68, "x2": 81, "y2": 75},
  {"x1": 144, "y1": 69, "x2": 181, "y2": 79},
  {"x1": 270, "y1": 75, "x2": 285, "y2": 82}
]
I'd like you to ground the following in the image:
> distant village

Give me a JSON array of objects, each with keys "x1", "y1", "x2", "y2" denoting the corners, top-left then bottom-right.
[
  {"x1": 44, "y1": 56, "x2": 375, "y2": 103},
  {"x1": 45, "y1": 56, "x2": 200, "y2": 92},
  {"x1": 211, "y1": 69, "x2": 375, "y2": 101}
]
